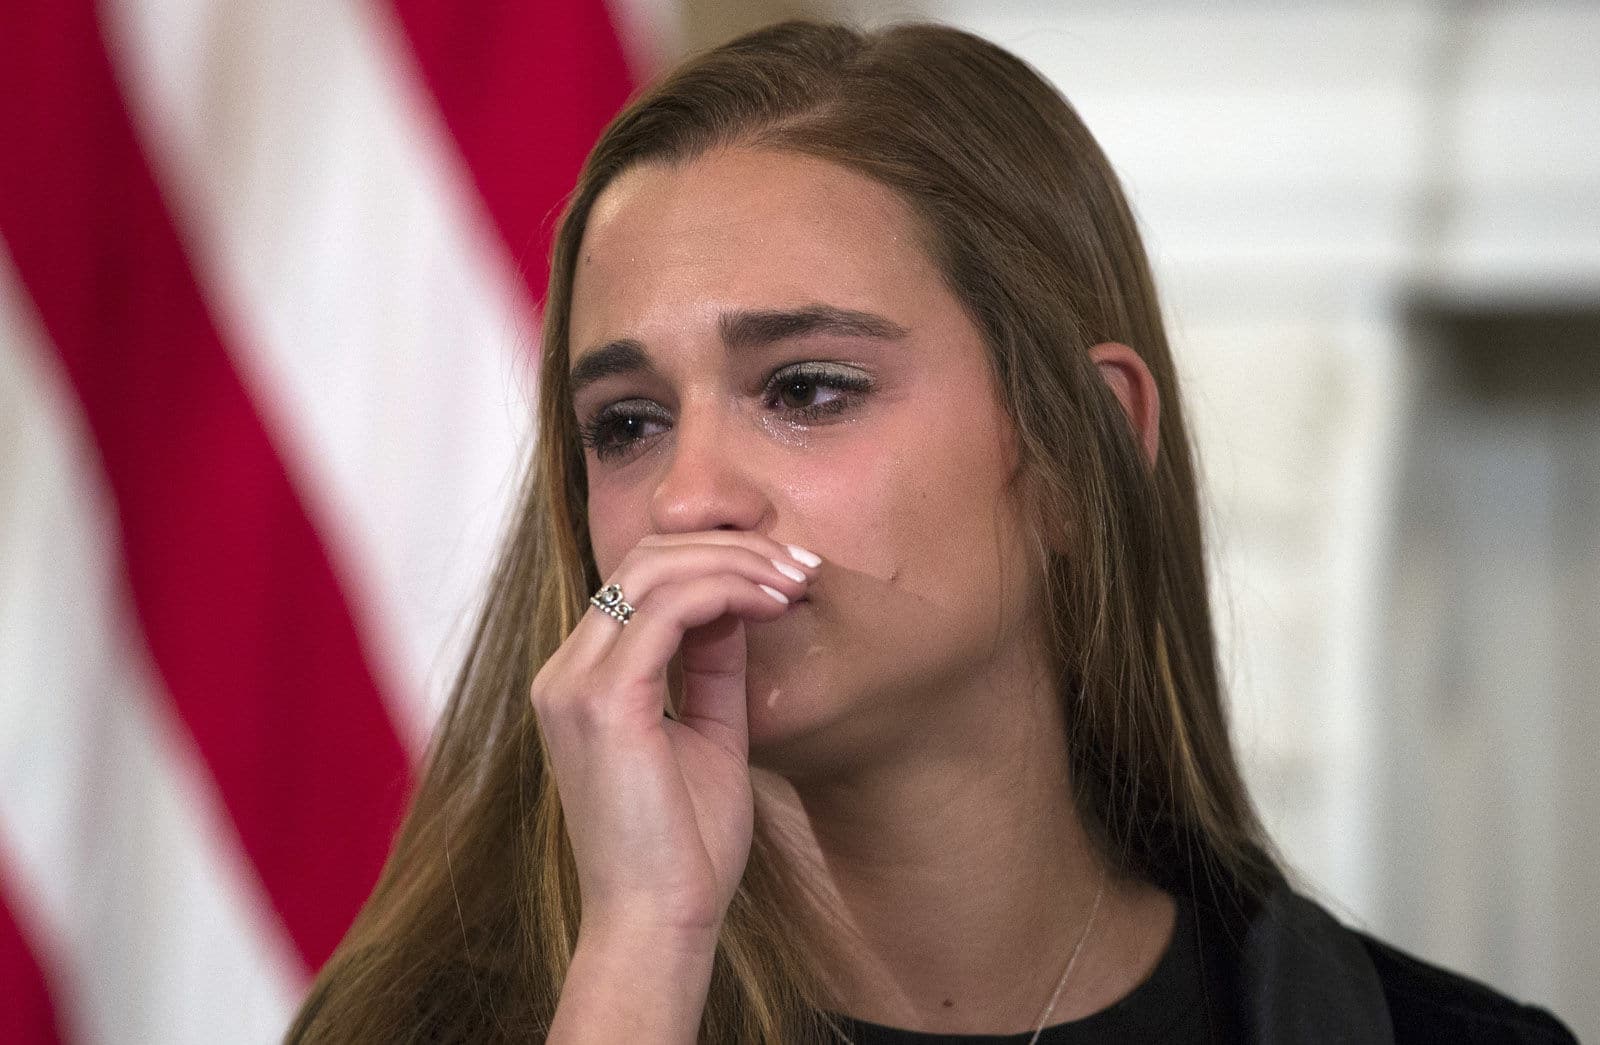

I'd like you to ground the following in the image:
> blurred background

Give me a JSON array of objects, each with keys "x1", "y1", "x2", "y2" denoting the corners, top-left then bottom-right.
[{"x1": 1, "y1": 0, "x2": 1595, "y2": 1041}]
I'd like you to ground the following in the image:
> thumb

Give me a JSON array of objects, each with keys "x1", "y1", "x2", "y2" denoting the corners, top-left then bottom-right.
[{"x1": 675, "y1": 613, "x2": 749, "y2": 759}]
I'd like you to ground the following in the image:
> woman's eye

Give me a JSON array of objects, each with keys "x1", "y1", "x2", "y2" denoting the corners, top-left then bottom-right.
[
  {"x1": 579, "y1": 366, "x2": 872, "y2": 464},
  {"x1": 776, "y1": 377, "x2": 818, "y2": 409},
  {"x1": 578, "y1": 401, "x2": 668, "y2": 463},
  {"x1": 763, "y1": 364, "x2": 872, "y2": 420}
]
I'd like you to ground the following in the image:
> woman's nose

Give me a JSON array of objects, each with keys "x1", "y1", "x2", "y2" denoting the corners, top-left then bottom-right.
[{"x1": 647, "y1": 407, "x2": 771, "y2": 535}]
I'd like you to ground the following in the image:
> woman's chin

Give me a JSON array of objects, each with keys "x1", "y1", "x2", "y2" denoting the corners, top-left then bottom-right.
[
  {"x1": 742, "y1": 642, "x2": 845, "y2": 758},
  {"x1": 744, "y1": 606, "x2": 815, "y2": 709},
  {"x1": 743, "y1": 611, "x2": 886, "y2": 773},
  {"x1": 744, "y1": 658, "x2": 817, "y2": 748}
]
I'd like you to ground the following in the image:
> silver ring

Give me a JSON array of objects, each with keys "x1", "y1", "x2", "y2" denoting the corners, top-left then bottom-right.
[{"x1": 589, "y1": 583, "x2": 634, "y2": 625}]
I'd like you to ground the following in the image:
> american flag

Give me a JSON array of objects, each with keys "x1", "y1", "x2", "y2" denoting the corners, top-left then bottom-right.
[{"x1": 0, "y1": 2, "x2": 640, "y2": 1040}]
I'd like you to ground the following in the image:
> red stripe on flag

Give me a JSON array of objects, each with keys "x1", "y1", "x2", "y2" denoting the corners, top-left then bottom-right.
[
  {"x1": 388, "y1": 0, "x2": 636, "y2": 302},
  {"x1": 0, "y1": 4, "x2": 414, "y2": 970},
  {"x1": 0, "y1": 862, "x2": 64, "y2": 1045}
]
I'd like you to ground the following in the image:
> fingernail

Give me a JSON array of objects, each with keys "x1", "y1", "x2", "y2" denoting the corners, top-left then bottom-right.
[
  {"x1": 759, "y1": 584, "x2": 789, "y2": 604},
  {"x1": 786, "y1": 544, "x2": 821, "y2": 568},
  {"x1": 772, "y1": 559, "x2": 807, "y2": 583}
]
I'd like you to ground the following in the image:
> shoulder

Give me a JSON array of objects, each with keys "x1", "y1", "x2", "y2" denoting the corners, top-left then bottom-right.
[
  {"x1": 1353, "y1": 931, "x2": 1578, "y2": 1045},
  {"x1": 1195, "y1": 884, "x2": 1579, "y2": 1044}
]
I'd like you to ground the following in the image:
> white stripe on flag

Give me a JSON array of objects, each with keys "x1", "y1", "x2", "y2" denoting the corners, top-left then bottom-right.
[
  {"x1": 0, "y1": 245, "x2": 304, "y2": 1044},
  {"x1": 100, "y1": 0, "x2": 538, "y2": 747}
]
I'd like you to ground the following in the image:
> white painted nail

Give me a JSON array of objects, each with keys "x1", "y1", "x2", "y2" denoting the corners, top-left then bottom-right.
[
  {"x1": 759, "y1": 584, "x2": 789, "y2": 604},
  {"x1": 772, "y1": 559, "x2": 807, "y2": 583},
  {"x1": 786, "y1": 544, "x2": 821, "y2": 568}
]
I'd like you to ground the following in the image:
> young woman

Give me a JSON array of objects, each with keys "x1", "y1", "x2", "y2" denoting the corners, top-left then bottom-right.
[{"x1": 290, "y1": 21, "x2": 1576, "y2": 1044}]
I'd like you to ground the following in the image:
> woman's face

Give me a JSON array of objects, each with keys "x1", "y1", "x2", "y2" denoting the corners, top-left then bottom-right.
[{"x1": 568, "y1": 147, "x2": 1046, "y2": 770}]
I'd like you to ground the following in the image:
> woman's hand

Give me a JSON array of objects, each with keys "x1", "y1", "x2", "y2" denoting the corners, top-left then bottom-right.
[{"x1": 530, "y1": 532, "x2": 820, "y2": 944}]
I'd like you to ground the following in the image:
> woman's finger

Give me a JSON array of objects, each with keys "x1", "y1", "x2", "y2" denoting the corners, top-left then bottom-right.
[
  {"x1": 599, "y1": 573, "x2": 796, "y2": 752},
  {"x1": 637, "y1": 531, "x2": 820, "y2": 566},
  {"x1": 561, "y1": 537, "x2": 817, "y2": 666}
]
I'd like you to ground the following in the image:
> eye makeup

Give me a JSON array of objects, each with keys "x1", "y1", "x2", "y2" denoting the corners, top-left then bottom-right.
[{"x1": 577, "y1": 361, "x2": 875, "y2": 463}]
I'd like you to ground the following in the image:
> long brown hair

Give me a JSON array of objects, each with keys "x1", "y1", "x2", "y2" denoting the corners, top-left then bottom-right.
[{"x1": 290, "y1": 20, "x2": 1281, "y2": 1043}]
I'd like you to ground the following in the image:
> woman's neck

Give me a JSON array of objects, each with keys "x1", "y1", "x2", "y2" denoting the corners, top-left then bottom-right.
[{"x1": 751, "y1": 673, "x2": 1176, "y2": 1035}]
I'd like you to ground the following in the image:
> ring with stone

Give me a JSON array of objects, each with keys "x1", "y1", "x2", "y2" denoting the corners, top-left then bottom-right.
[{"x1": 589, "y1": 582, "x2": 634, "y2": 625}]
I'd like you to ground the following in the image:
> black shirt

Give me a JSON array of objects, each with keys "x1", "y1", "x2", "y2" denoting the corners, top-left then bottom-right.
[
  {"x1": 828, "y1": 895, "x2": 1215, "y2": 1044},
  {"x1": 822, "y1": 887, "x2": 1577, "y2": 1045}
]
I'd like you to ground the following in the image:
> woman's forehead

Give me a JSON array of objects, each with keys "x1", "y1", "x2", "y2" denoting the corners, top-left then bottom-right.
[
  {"x1": 568, "y1": 147, "x2": 943, "y2": 352},
  {"x1": 583, "y1": 147, "x2": 916, "y2": 250}
]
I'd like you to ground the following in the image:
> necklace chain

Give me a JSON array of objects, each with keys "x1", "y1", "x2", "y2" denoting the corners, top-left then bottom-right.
[
  {"x1": 1024, "y1": 865, "x2": 1107, "y2": 1045},
  {"x1": 835, "y1": 865, "x2": 1108, "y2": 1045}
]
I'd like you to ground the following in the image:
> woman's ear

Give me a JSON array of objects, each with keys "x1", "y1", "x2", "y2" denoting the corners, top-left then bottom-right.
[{"x1": 1088, "y1": 342, "x2": 1160, "y2": 466}]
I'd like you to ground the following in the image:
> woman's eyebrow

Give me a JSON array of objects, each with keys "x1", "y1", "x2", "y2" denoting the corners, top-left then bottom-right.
[
  {"x1": 569, "y1": 304, "x2": 908, "y2": 398},
  {"x1": 569, "y1": 338, "x2": 652, "y2": 399},
  {"x1": 719, "y1": 304, "x2": 909, "y2": 349}
]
